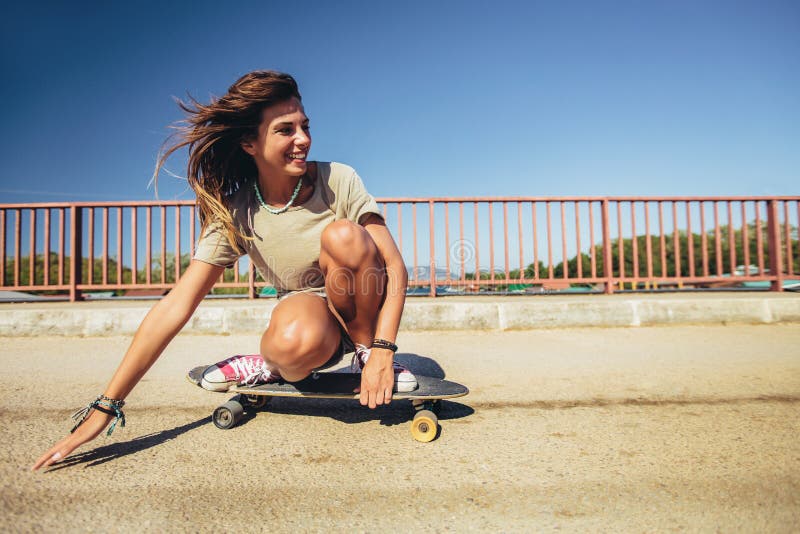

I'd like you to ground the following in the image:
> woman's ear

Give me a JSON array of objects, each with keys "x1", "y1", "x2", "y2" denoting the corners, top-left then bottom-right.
[{"x1": 240, "y1": 138, "x2": 256, "y2": 156}]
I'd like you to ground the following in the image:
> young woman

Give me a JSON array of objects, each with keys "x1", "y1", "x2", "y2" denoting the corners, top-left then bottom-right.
[{"x1": 32, "y1": 71, "x2": 413, "y2": 471}]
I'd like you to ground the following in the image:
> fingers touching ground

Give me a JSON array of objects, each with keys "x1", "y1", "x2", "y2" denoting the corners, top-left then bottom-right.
[
  {"x1": 31, "y1": 411, "x2": 112, "y2": 471},
  {"x1": 32, "y1": 437, "x2": 73, "y2": 471}
]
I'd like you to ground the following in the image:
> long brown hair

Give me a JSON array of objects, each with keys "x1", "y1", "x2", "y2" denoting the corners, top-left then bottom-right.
[{"x1": 155, "y1": 70, "x2": 302, "y2": 252}]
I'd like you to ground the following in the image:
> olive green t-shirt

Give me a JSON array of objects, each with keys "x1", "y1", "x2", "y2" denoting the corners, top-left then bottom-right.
[{"x1": 193, "y1": 162, "x2": 381, "y2": 294}]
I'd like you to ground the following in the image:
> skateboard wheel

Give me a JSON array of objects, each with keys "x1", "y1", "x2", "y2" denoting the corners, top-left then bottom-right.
[
  {"x1": 411, "y1": 409, "x2": 438, "y2": 443},
  {"x1": 212, "y1": 400, "x2": 244, "y2": 430}
]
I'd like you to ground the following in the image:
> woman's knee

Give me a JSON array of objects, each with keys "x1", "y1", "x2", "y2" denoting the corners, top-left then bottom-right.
[
  {"x1": 261, "y1": 317, "x2": 304, "y2": 364},
  {"x1": 320, "y1": 220, "x2": 377, "y2": 269},
  {"x1": 260, "y1": 301, "x2": 340, "y2": 371}
]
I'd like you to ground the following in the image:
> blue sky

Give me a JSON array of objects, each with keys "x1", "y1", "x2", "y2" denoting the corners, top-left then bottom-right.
[{"x1": 1, "y1": 0, "x2": 798, "y2": 204}]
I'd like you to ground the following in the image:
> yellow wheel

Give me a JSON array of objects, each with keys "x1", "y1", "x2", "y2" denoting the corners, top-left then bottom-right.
[{"x1": 411, "y1": 410, "x2": 438, "y2": 443}]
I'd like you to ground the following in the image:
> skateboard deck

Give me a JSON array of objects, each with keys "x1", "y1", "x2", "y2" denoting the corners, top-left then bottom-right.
[{"x1": 187, "y1": 365, "x2": 468, "y2": 442}]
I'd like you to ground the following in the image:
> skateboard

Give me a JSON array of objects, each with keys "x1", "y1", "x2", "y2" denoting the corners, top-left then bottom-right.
[{"x1": 187, "y1": 365, "x2": 468, "y2": 442}]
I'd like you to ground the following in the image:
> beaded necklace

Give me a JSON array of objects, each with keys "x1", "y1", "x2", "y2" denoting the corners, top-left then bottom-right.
[{"x1": 254, "y1": 178, "x2": 303, "y2": 214}]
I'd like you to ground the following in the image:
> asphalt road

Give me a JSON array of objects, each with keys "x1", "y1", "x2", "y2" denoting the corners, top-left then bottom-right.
[{"x1": 1, "y1": 325, "x2": 799, "y2": 532}]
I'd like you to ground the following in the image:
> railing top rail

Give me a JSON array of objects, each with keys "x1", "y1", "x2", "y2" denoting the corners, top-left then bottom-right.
[
  {"x1": 377, "y1": 195, "x2": 800, "y2": 203},
  {"x1": 0, "y1": 200, "x2": 198, "y2": 209},
  {"x1": 1, "y1": 195, "x2": 798, "y2": 209}
]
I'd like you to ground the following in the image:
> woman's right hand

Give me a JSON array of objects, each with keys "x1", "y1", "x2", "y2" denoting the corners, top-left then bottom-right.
[
  {"x1": 31, "y1": 261, "x2": 224, "y2": 472},
  {"x1": 31, "y1": 409, "x2": 114, "y2": 471}
]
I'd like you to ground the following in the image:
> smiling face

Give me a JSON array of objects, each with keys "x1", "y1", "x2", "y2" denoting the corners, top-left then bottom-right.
[{"x1": 241, "y1": 97, "x2": 311, "y2": 180}]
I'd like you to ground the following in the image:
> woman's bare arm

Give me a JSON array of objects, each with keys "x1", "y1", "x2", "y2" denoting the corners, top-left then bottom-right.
[
  {"x1": 362, "y1": 214, "x2": 408, "y2": 345},
  {"x1": 359, "y1": 214, "x2": 408, "y2": 407},
  {"x1": 32, "y1": 260, "x2": 225, "y2": 470}
]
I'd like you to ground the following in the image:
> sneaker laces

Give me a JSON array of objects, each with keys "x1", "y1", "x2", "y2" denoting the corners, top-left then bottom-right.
[
  {"x1": 350, "y1": 344, "x2": 370, "y2": 372},
  {"x1": 242, "y1": 368, "x2": 273, "y2": 387},
  {"x1": 227, "y1": 356, "x2": 270, "y2": 386},
  {"x1": 350, "y1": 345, "x2": 408, "y2": 375}
]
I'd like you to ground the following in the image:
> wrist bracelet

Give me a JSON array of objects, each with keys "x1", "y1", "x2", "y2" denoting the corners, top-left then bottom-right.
[
  {"x1": 371, "y1": 338, "x2": 398, "y2": 352},
  {"x1": 70, "y1": 394, "x2": 126, "y2": 436},
  {"x1": 98, "y1": 394, "x2": 125, "y2": 409}
]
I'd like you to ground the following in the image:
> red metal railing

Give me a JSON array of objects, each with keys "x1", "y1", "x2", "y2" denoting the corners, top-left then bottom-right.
[
  {"x1": 1, "y1": 196, "x2": 798, "y2": 300},
  {"x1": 382, "y1": 196, "x2": 799, "y2": 296}
]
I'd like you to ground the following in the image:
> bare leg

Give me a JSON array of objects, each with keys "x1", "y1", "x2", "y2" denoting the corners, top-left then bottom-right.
[
  {"x1": 260, "y1": 293, "x2": 341, "y2": 382},
  {"x1": 260, "y1": 220, "x2": 385, "y2": 381},
  {"x1": 319, "y1": 220, "x2": 386, "y2": 347}
]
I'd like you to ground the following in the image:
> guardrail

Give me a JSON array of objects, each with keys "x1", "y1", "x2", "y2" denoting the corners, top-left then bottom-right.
[{"x1": 1, "y1": 196, "x2": 798, "y2": 300}]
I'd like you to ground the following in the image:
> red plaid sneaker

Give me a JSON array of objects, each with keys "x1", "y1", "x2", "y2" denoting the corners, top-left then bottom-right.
[
  {"x1": 200, "y1": 354, "x2": 281, "y2": 392},
  {"x1": 351, "y1": 345, "x2": 418, "y2": 392}
]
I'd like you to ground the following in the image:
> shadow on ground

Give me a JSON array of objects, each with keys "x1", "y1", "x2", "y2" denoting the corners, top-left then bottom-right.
[
  {"x1": 394, "y1": 353, "x2": 446, "y2": 379},
  {"x1": 233, "y1": 398, "x2": 474, "y2": 429},
  {"x1": 46, "y1": 417, "x2": 210, "y2": 472}
]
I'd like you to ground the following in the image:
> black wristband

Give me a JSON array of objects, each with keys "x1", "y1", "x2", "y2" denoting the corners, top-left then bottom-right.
[
  {"x1": 93, "y1": 405, "x2": 118, "y2": 417},
  {"x1": 371, "y1": 338, "x2": 398, "y2": 352}
]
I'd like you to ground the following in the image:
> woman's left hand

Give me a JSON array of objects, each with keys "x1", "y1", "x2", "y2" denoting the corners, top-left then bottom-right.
[{"x1": 359, "y1": 348, "x2": 395, "y2": 409}]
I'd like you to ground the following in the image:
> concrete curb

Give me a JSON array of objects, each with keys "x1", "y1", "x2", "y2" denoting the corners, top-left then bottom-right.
[{"x1": 0, "y1": 294, "x2": 798, "y2": 337}]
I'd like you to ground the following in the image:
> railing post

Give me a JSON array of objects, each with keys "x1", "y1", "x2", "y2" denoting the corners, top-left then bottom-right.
[
  {"x1": 767, "y1": 199, "x2": 783, "y2": 292},
  {"x1": 248, "y1": 262, "x2": 257, "y2": 299},
  {"x1": 601, "y1": 199, "x2": 614, "y2": 294},
  {"x1": 69, "y1": 205, "x2": 83, "y2": 301},
  {"x1": 429, "y1": 200, "x2": 436, "y2": 297}
]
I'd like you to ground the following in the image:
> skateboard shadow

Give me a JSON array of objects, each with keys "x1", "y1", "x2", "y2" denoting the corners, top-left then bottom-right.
[
  {"x1": 393, "y1": 352, "x2": 446, "y2": 379},
  {"x1": 45, "y1": 417, "x2": 210, "y2": 471},
  {"x1": 236, "y1": 397, "x2": 474, "y2": 428}
]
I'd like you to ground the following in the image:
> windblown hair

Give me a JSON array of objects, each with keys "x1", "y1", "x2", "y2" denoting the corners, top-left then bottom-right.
[{"x1": 155, "y1": 70, "x2": 302, "y2": 252}]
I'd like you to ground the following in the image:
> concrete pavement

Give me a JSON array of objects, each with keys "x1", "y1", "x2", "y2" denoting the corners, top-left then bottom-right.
[{"x1": 1, "y1": 325, "x2": 799, "y2": 531}]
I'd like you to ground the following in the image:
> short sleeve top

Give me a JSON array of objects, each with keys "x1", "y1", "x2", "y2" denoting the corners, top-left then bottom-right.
[{"x1": 193, "y1": 162, "x2": 381, "y2": 294}]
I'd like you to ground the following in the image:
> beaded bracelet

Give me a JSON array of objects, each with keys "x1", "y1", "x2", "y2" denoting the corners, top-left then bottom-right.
[
  {"x1": 70, "y1": 394, "x2": 126, "y2": 436},
  {"x1": 371, "y1": 338, "x2": 398, "y2": 353}
]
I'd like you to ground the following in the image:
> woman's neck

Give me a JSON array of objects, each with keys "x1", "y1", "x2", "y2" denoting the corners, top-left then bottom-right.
[
  {"x1": 257, "y1": 174, "x2": 303, "y2": 204},
  {"x1": 256, "y1": 163, "x2": 315, "y2": 206}
]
